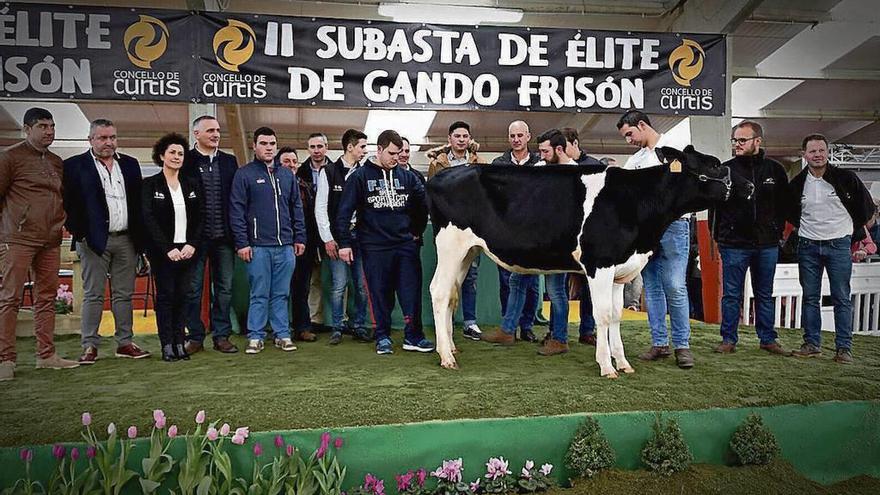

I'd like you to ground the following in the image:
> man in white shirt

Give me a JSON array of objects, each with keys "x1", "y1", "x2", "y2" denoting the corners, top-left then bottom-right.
[
  {"x1": 788, "y1": 134, "x2": 874, "y2": 363},
  {"x1": 617, "y1": 110, "x2": 694, "y2": 369},
  {"x1": 299, "y1": 133, "x2": 330, "y2": 329}
]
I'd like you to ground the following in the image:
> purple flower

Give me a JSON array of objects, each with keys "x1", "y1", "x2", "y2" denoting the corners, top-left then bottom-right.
[
  {"x1": 469, "y1": 479, "x2": 481, "y2": 493},
  {"x1": 70, "y1": 447, "x2": 80, "y2": 461},
  {"x1": 127, "y1": 426, "x2": 137, "y2": 439},
  {"x1": 539, "y1": 464, "x2": 553, "y2": 476},
  {"x1": 20, "y1": 449, "x2": 33, "y2": 462},
  {"x1": 484, "y1": 457, "x2": 511, "y2": 481},
  {"x1": 234, "y1": 426, "x2": 249, "y2": 439},
  {"x1": 231, "y1": 434, "x2": 245, "y2": 446},
  {"x1": 86, "y1": 446, "x2": 97, "y2": 459},
  {"x1": 286, "y1": 444, "x2": 294, "y2": 457},
  {"x1": 195, "y1": 410, "x2": 206, "y2": 424},
  {"x1": 206, "y1": 427, "x2": 219, "y2": 441},
  {"x1": 317, "y1": 432, "x2": 331, "y2": 459},
  {"x1": 81, "y1": 412, "x2": 92, "y2": 427},
  {"x1": 416, "y1": 468, "x2": 427, "y2": 487},
  {"x1": 152, "y1": 409, "x2": 165, "y2": 424},
  {"x1": 431, "y1": 458, "x2": 463, "y2": 483},
  {"x1": 253, "y1": 443, "x2": 263, "y2": 457},
  {"x1": 168, "y1": 425, "x2": 178, "y2": 438},
  {"x1": 374, "y1": 479, "x2": 386, "y2": 495},
  {"x1": 364, "y1": 473, "x2": 378, "y2": 491},
  {"x1": 220, "y1": 423, "x2": 230, "y2": 436},
  {"x1": 52, "y1": 444, "x2": 66, "y2": 460},
  {"x1": 334, "y1": 437, "x2": 344, "y2": 449},
  {"x1": 275, "y1": 435, "x2": 284, "y2": 449},
  {"x1": 395, "y1": 472, "x2": 414, "y2": 491}
]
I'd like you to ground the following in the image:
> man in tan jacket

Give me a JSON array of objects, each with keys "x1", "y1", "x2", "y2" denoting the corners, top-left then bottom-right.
[
  {"x1": 0, "y1": 107, "x2": 79, "y2": 381},
  {"x1": 426, "y1": 121, "x2": 487, "y2": 340}
]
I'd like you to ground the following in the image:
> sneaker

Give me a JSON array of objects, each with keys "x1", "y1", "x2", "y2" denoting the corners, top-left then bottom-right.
[
  {"x1": 328, "y1": 330, "x2": 343, "y2": 345},
  {"x1": 462, "y1": 324, "x2": 482, "y2": 341},
  {"x1": 759, "y1": 341, "x2": 789, "y2": 356},
  {"x1": 245, "y1": 339, "x2": 264, "y2": 354},
  {"x1": 578, "y1": 334, "x2": 597, "y2": 346},
  {"x1": 353, "y1": 327, "x2": 373, "y2": 343},
  {"x1": 0, "y1": 361, "x2": 14, "y2": 381},
  {"x1": 714, "y1": 342, "x2": 736, "y2": 354},
  {"x1": 638, "y1": 346, "x2": 672, "y2": 361},
  {"x1": 481, "y1": 329, "x2": 515, "y2": 345},
  {"x1": 675, "y1": 348, "x2": 695, "y2": 369},
  {"x1": 274, "y1": 337, "x2": 297, "y2": 352},
  {"x1": 833, "y1": 348, "x2": 853, "y2": 364},
  {"x1": 376, "y1": 338, "x2": 393, "y2": 355},
  {"x1": 791, "y1": 342, "x2": 821, "y2": 358},
  {"x1": 403, "y1": 337, "x2": 435, "y2": 353},
  {"x1": 78, "y1": 346, "x2": 98, "y2": 365},
  {"x1": 537, "y1": 338, "x2": 570, "y2": 356},
  {"x1": 35, "y1": 353, "x2": 80, "y2": 369},
  {"x1": 115, "y1": 343, "x2": 151, "y2": 359}
]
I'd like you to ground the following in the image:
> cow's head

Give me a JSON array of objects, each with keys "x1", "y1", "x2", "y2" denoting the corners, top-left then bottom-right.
[{"x1": 657, "y1": 145, "x2": 748, "y2": 205}]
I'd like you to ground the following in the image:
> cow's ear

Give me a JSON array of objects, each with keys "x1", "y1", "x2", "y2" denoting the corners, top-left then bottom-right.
[
  {"x1": 683, "y1": 144, "x2": 695, "y2": 153},
  {"x1": 657, "y1": 146, "x2": 683, "y2": 163}
]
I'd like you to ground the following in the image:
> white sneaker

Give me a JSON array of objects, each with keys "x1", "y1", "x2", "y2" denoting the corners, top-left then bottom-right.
[
  {"x1": 274, "y1": 338, "x2": 297, "y2": 352},
  {"x1": 245, "y1": 339, "x2": 264, "y2": 354},
  {"x1": 462, "y1": 324, "x2": 482, "y2": 341}
]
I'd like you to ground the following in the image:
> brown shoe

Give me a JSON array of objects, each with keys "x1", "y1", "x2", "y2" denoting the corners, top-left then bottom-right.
[
  {"x1": 714, "y1": 342, "x2": 736, "y2": 354},
  {"x1": 791, "y1": 342, "x2": 821, "y2": 358},
  {"x1": 295, "y1": 330, "x2": 318, "y2": 342},
  {"x1": 482, "y1": 329, "x2": 515, "y2": 345},
  {"x1": 579, "y1": 334, "x2": 597, "y2": 346},
  {"x1": 537, "y1": 338, "x2": 570, "y2": 356},
  {"x1": 638, "y1": 346, "x2": 671, "y2": 361},
  {"x1": 759, "y1": 341, "x2": 789, "y2": 356},
  {"x1": 212, "y1": 338, "x2": 239, "y2": 354},
  {"x1": 79, "y1": 346, "x2": 98, "y2": 365},
  {"x1": 675, "y1": 348, "x2": 695, "y2": 369},
  {"x1": 35, "y1": 353, "x2": 80, "y2": 369},
  {"x1": 115, "y1": 343, "x2": 150, "y2": 359},
  {"x1": 184, "y1": 340, "x2": 204, "y2": 355}
]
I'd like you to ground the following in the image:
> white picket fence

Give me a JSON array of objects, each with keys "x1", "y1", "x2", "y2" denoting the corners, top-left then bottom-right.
[{"x1": 742, "y1": 261, "x2": 880, "y2": 335}]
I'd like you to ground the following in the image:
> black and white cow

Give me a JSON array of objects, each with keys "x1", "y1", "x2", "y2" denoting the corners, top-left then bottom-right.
[{"x1": 427, "y1": 145, "x2": 747, "y2": 378}]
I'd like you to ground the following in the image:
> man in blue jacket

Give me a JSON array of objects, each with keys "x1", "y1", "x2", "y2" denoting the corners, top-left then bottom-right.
[
  {"x1": 63, "y1": 119, "x2": 150, "y2": 363},
  {"x1": 229, "y1": 127, "x2": 306, "y2": 355},
  {"x1": 336, "y1": 130, "x2": 431, "y2": 355}
]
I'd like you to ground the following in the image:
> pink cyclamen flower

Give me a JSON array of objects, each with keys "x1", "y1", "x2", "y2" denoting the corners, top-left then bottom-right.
[
  {"x1": 86, "y1": 446, "x2": 97, "y2": 459},
  {"x1": 70, "y1": 447, "x2": 80, "y2": 461},
  {"x1": 127, "y1": 426, "x2": 137, "y2": 439},
  {"x1": 195, "y1": 410, "x2": 206, "y2": 424},
  {"x1": 168, "y1": 425, "x2": 178, "y2": 438},
  {"x1": 373, "y1": 479, "x2": 386, "y2": 495},
  {"x1": 231, "y1": 434, "x2": 245, "y2": 445},
  {"x1": 220, "y1": 423, "x2": 230, "y2": 436},
  {"x1": 52, "y1": 444, "x2": 66, "y2": 460},
  {"x1": 81, "y1": 412, "x2": 92, "y2": 427},
  {"x1": 540, "y1": 464, "x2": 553, "y2": 476},
  {"x1": 470, "y1": 480, "x2": 481, "y2": 493},
  {"x1": 484, "y1": 457, "x2": 511, "y2": 481},
  {"x1": 524, "y1": 460, "x2": 534, "y2": 471},
  {"x1": 334, "y1": 437, "x2": 343, "y2": 449},
  {"x1": 416, "y1": 468, "x2": 427, "y2": 487},
  {"x1": 206, "y1": 427, "x2": 219, "y2": 441},
  {"x1": 107, "y1": 423, "x2": 116, "y2": 435},
  {"x1": 275, "y1": 435, "x2": 284, "y2": 449},
  {"x1": 20, "y1": 449, "x2": 32, "y2": 462},
  {"x1": 253, "y1": 443, "x2": 263, "y2": 457},
  {"x1": 364, "y1": 473, "x2": 378, "y2": 491},
  {"x1": 395, "y1": 472, "x2": 414, "y2": 492},
  {"x1": 521, "y1": 467, "x2": 531, "y2": 478},
  {"x1": 286, "y1": 444, "x2": 294, "y2": 457},
  {"x1": 234, "y1": 426, "x2": 249, "y2": 439}
]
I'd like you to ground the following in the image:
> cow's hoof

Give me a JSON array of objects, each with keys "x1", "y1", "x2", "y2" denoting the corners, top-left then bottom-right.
[
  {"x1": 440, "y1": 360, "x2": 459, "y2": 370},
  {"x1": 602, "y1": 371, "x2": 619, "y2": 379},
  {"x1": 620, "y1": 366, "x2": 635, "y2": 374}
]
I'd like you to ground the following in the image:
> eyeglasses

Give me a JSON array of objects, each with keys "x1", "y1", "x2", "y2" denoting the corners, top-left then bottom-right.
[{"x1": 731, "y1": 137, "x2": 758, "y2": 145}]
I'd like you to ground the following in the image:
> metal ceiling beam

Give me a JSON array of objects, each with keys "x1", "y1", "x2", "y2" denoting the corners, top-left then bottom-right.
[
  {"x1": 661, "y1": 0, "x2": 763, "y2": 33},
  {"x1": 732, "y1": 67, "x2": 880, "y2": 81},
  {"x1": 734, "y1": 109, "x2": 880, "y2": 120}
]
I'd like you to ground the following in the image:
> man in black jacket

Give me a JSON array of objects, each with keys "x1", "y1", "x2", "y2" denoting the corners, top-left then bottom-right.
[
  {"x1": 298, "y1": 133, "x2": 331, "y2": 330},
  {"x1": 180, "y1": 115, "x2": 239, "y2": 354},
  {"x1": 709, "y1": 121, "x2": 789, "y2": 356},
  {"x1": 788, "y1": 133, "x2": 873, "y2": 364},
  {"x1": 63, "y1": 119, "x2": 150, "y2": 363}
]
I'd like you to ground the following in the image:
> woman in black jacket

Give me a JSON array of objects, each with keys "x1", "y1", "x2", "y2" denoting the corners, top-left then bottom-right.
[{"x1": 142, "y1": 133, "x2": 203, "y2": 361}]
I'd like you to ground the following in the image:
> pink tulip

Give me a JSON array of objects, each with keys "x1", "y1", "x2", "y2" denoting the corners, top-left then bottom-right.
[
  {"x1": 253, "y1": 443, "x2": 263, "y2": 457},
  {"x1": 152, "y1": 409, "x2": 165, "y2": 424},
  {"x1": 334, "y1": 437, "x2": 343, "y2": 449},
  {"x1": 195, "y1": 410, "x2": 206, "y2": 424},
  {"x1": 275, "y1": 435, "x2": 284, "y2": 449},
  {"x1": 70, "y1": 447, "x2": 80, "y2": 461},
  {"x1": 155, "y1": 416, "x2": 166, "y2": 429},
  {"x1": 19, "y1": 449, "x2": 31, "y2": 462},
  {"x1": 234, "y1": 426, "x2": 249, "y2": 439},
  {"x1": 231, "y1": 434, "x2": 245, "y2": 445},
  {"x1": 107, "y1": 423, "x2": 116, "y2": 435},
  {"x1": 127, "y1": 426, "x2": 137, "y2": 439},
  {"x1": 168, "y1": 425, "x2": 178, "y2": 438},
  {"x1": 52, "y1": 444, "x2": 66, "y2": 459},
  {"x1": 206, "y1": 427, "x2": 219, "y2": 441},
  {"x1": 286, "y1": 444, "x2": 294, "y2": 457},
  {"x1": 220, "y1": 423, "x2": 230, "y2": 436},
  {"x1": 81, "y1": 412, "x2": 92, "y2": 426},
  {"x1": 86, "y1": 446, "x2": 97, "y2": 459}
]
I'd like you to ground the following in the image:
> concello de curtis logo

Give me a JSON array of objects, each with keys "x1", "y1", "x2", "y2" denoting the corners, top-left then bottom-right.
[
  {"x1": 123, "y1": 15, "x2": 169, "y2": 69},
  {"x1": 213, "y1": 20, "x2": 256, "y2": 72},
  {"x1": 668, "y1": 39, "x2": 705, "y2": 87}
]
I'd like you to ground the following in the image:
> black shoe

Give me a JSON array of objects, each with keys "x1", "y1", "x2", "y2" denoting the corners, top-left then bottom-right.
[
  {"x1": 353, "y1": 328, "x2": 373, "y2": 342},
  {"x1": 174, "y1": 344, "x2": 190, "y2": 361},
  {"x1": 462, "y1": 324, "x2": 482, "y2": 341},
  {"x1": 162, "y1": 344, "x2": 178, "y2": 362},
  {"x1": 329, "y1": 330, "x2": 343, "y2": 345},
  {"x1": 520, "y1": 329, "x2": 537, "y2": 342}
]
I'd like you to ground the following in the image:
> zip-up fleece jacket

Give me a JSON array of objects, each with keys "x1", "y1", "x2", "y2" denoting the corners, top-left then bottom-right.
[
  {"x1": 491, "y1": 149, "x2": 540, "y2": 166},
  {"x1": 787, "y1": 164, "x2": 874, "y2": 240},
  {"x1": 229, "y1": 160, "x2": 306, "y2": 250},
  {"x1": 0, "y1": 141, "x2": 65, "y2": 247},
  {"x1": 710, "y1": 150, "x2": 790, "y2": 248},
  {"x1": 334, "y1": 161, "x2": 427, "y2": 251},
  {"x1": 426, "y1": 141, "x2": 486, "y2": 179}
]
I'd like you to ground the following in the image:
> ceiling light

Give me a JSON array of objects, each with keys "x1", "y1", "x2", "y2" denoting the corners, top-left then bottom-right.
[{"x1": 364, "y1": 109, "x2": 436, "y2": 152}]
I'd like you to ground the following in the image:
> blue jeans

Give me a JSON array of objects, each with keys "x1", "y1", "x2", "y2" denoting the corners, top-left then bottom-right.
[
  {"x1": 643, "y1": 218, "x2": 691, "y2": 349},
  {"x1": 246, "y1": 246, "x2": 295, "y2": 341},
  {"x1": 185, "y1": 240, "x2": 235, "y2": 342},
  {"x1": 579, "y1": 281, "x2": 595, "y2": 337},
  {"x1": 461, "y1": 256, "x2": 480, "y2": 327},
  {"x1": 719, "y1": 246, "x2": 779, "y2": 345},
  {"x1": 498, "y1": 266, "x2": 537, "y2": 332},
  {"x1": 327, "y1": 250, "x2": 368, "y2": 331},
  {"x1": 798, "y1": 236, "x2": 853, "y2": 350},
  {"x1": 504, "y1": 273, "x2": 569, "y2": 342}
]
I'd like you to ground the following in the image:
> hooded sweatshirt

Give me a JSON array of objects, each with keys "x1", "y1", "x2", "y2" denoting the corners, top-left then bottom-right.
[{"x1": 334, "y1": 160, "x2": 427, "y2": 251}]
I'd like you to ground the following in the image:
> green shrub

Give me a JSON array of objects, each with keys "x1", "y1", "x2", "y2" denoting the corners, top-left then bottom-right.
[
  {"x1": 564, "y1": 417, "x2": 615, "y2": 478},
  {"x1": 640, "y1": 415, "x2": 692, "y2": 476},
  {"x1": 730, "y1": 413, "x2": 779, "y2": 466}
]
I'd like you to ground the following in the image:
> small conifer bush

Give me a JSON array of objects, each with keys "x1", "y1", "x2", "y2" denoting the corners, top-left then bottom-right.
[
  {"x1": 640, "y1": 415, "x2": 692, "y2": 476},
  {"x1": 730, "y1": 413, "x2": 779, "y2": 466},
  {"x1": 564, "y1": 417, "x2": 616, "y2": 478}
]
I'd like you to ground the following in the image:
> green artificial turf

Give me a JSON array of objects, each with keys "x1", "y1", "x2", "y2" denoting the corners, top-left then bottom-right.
[
  {"x1": 1, "y1": 321, "x2": 878, "y2": 447},
  {"x1": 557, "y1": 460, "x2": 880, "y2": 494}
]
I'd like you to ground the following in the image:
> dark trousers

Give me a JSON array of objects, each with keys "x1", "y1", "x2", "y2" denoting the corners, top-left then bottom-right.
[
  {"x1": 185, "y1": 239, "x2": 235, "y2": 342},
  {"x1": 361, "y1": 242, "x2": 423, "y2": 342},
  {"x1": 290, "y1": 249, "x2": 315, "y2": 332},
  {"x1": 151, "y1": 251, "x2": 196, "y2": 348}
]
